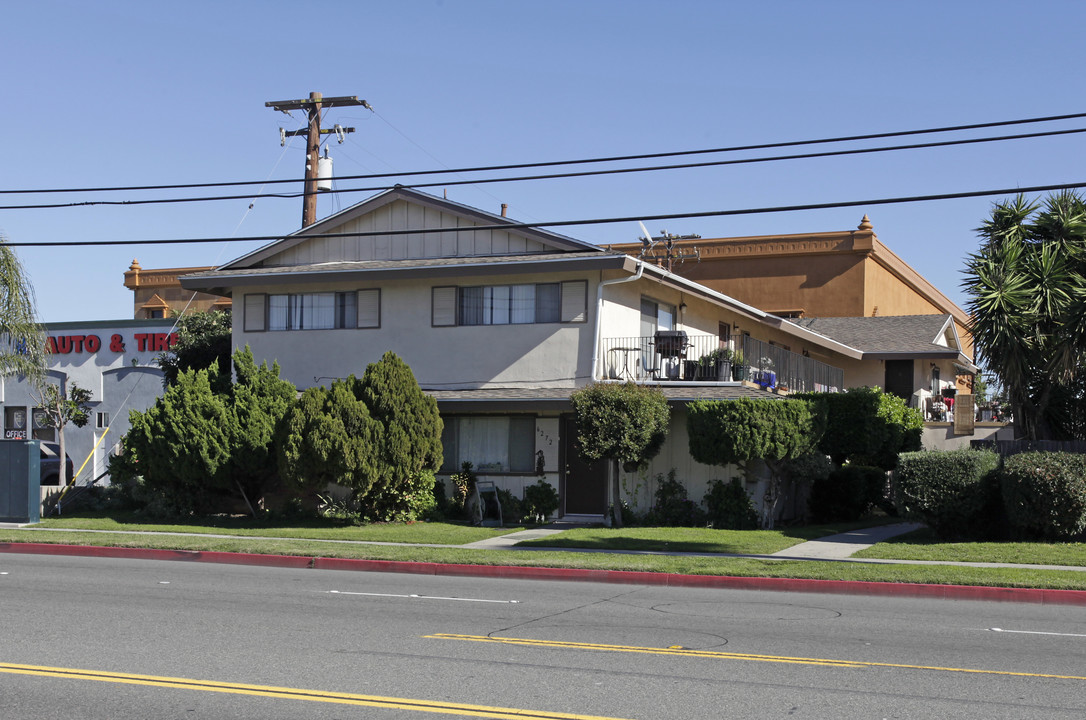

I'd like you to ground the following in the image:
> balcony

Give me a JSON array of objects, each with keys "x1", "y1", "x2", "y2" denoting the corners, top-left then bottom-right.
[{"x1": 600, "y1": 333, "x2": 843, "y2": 394}]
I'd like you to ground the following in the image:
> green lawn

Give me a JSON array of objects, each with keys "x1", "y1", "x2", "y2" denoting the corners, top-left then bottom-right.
[
  {"x1": 28, "y1": 513, "x2": 519, "y2": 545},
  {"x1": 3, "y1": 513, "x2": 1085, "y2": 592},
  {"x1": 852, "y1": 526, "x2": 1086, "y2": 567}
]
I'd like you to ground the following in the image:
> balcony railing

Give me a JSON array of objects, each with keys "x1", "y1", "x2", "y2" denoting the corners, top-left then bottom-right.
[{"x1": 600, "y1": 333, "x2": 843, "y2": 393}]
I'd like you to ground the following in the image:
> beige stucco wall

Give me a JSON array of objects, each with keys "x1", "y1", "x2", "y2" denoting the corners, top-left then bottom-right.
[
  {"x1": 618, "y1": 407, "x2": 742, "y2": 514},
  {"x1": 921, "y1": 422, "x2": 1014, "y2": 451},
  {"x1": 235, "y1": 271, "x2": 601, "y2": 391}
]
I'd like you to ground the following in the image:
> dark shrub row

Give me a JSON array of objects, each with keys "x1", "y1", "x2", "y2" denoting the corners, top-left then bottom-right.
[
  {"x1": 895, "y1": 449, "x2": 1002, "y2": 540},
  {"x1": 1001, "y1": 453, "x2": 1086, "y2": 540},
  {"x1": 895, "y1": 449, "x2": 1086, "y2": 541},
  {"x1": 808, "y1": 465, "x2": 887, "y2": 523}
]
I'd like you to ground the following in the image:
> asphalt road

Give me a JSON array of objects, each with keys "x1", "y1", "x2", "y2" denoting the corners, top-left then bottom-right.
[{"x1": 2, "y1": 553, "x2": 1085, "y2": 719}]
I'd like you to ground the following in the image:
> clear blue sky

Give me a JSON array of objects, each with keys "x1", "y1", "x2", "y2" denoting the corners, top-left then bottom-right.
[{"x1": 4, "y1": 0, "x2": 1085, "y2": 323}]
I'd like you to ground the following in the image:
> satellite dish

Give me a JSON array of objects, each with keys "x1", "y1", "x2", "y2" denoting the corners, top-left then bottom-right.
[
  {"x1": 638, "y1": 222, "x2": 656, "y2": 256},
  {"x1": 638, "y1": 221, "x2": 653, "y2": 244}
]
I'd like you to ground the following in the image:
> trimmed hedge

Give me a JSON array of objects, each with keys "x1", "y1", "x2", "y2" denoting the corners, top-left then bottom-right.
[
  {"x1": 794, "y1": 387, "x2": 923, "y2": 470},
  {"x1": 894, "y1": 449, "x2": 1002, "y2": 540},
  {"x1": 1001, "y1": 452, "x2": 1086, "y2": 541}
]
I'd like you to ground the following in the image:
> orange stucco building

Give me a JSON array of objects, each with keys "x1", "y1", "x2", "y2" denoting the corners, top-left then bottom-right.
[{"x1": 123, "y1": 260, "x2": 229, "y2": 319}]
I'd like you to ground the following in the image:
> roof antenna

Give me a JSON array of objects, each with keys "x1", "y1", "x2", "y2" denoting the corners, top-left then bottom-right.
[{"x1": 636, "y1": 222, "x2": 701, "y2": 272}]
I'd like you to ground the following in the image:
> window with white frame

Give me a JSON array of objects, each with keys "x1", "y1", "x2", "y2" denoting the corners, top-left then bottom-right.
[
  {"x1": 433, "y1": 280, "x2": 586, "y2": 327},
  {"x1": 244, "y1": 290, "x2": 379, "y2": 331},
  {"x1": 458, "y1": 283, "x2": 560, "y2": 326},
  {"x1": 440, "y1": 416, "x2": 536, "y2": 473}
]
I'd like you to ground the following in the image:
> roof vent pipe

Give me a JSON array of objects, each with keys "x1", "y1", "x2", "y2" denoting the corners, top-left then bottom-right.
[{"x1": 501, "y1": 203, "x2": 508, "y2": 217}]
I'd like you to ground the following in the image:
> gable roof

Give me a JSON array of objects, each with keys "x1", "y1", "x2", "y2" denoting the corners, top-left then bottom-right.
[
  {"x1": 788, "y1": 315, "x2": 977, "y2": 370},
  {"x1": 181, "y1": 251, "x2": 636, "y2": 295},
  {"x1": 427, "y1": 384, "x2": 780, "y2": 411},
  {"x1": 219, "y1": 187, "x2": 601, "y2": 271}
]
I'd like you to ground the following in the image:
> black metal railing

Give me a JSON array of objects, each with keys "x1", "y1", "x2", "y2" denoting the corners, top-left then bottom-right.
[
  {"x1": 734, "y1": 335, "x2": 843, "y2": 393},
  {"x1": 599, "y1": 334, "x2": 843, "y2": 392}
]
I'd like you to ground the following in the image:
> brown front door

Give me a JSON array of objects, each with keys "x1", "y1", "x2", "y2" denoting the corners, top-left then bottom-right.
[
  {"x1": 561, "y1": 415, "x2": 608, "y2": 515},
  {"x1": 884, "y1": 359, "x2": 913, "y2": 402}
]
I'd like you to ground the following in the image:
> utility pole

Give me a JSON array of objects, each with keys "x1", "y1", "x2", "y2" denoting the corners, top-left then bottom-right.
[{"x1": 265, "y1": 91, "x2": 372, "y2": 227}]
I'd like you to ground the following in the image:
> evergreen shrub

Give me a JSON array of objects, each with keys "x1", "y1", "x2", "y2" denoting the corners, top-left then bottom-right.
[
  {"x1": 645, "y1": 470, "x2": 706, "y2": 527},
  {"x1": 1000, "y1": 452, "x2": 1086, "y2": 540},
  {"x1": 894, "y1": 449, "x2": 1002, "y2": 539},
  {"x1": 522, "y1": 479, "x2": 559, "y2": 524},
  {"x1": 495, "y1": 488, "x2": 522, "y2": 524},
  {"x1": 703, "y1": 478, "x2": 758, "y2": 530}
]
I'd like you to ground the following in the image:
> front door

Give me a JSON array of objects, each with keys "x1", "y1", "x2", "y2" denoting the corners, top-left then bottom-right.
[
  {"x1": 884, "y1": 359, "x2": 913, "y2": 401},
  {"x1": 561, "y1": 415, "x2": 608, "y2": 516}
]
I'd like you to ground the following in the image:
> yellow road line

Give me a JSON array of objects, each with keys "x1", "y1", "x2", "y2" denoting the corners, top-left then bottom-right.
[
  {"x1": 427, "y1": 634, "x2": 1086, "y2": 681},
  {"x1": 0, "y1": 662, "x2": 631, "y2": 720}
]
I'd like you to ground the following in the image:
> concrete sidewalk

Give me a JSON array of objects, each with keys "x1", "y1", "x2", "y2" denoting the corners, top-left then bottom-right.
[
  {"x1": 462, "y1": 521, "x2": 924, "y2": 559},
  {"x1": 769, "y1": 522, "x2": 924, "y2": 560}
]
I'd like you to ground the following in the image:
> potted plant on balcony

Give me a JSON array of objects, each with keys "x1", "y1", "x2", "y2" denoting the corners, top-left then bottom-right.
[
  {"x1": 731, "y1": 350, "x2": 747, "y2": 381},
  {"x1": 697, "y1": 348, "x2": 732, "y2": 381}
]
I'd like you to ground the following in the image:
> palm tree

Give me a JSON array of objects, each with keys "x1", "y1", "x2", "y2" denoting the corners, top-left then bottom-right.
[
  {"x1": 0, "y1": 235, "x2": 47, "y2": 383},
  {"x1": 963, "y1": 191, "x2": 1086, "y2": 441}
]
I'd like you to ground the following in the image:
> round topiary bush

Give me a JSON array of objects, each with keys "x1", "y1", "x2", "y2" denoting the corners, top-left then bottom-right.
[{"x1": 1000, "y1": 452, "x2": 1086, "y2": 541}]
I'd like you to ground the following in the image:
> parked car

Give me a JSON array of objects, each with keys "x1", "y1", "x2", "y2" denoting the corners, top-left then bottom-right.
[{"x1": 40, "y1": 442, "x2": 74, "y2": 486}]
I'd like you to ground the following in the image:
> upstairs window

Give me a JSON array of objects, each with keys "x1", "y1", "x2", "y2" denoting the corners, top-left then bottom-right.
[
  {"x1": 458, "y1": 283, "x2": 560, "y2": 326},
  {"x1": 246, "y1": 290, "x2": 378, "y2": 332}
]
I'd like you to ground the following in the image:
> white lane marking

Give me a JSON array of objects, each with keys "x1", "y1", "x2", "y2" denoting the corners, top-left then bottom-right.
[
  {"x1": 990, "y1": 627, "x2": 1086, "y2": 638},
  {"x1": 325, "y1": 590, "x2": 519, "y2": 604}
]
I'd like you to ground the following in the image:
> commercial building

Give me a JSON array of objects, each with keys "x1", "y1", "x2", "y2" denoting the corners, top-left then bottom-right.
[
  {"x1": 2, "y1": 319, "x2": 177, "y2": 505},
  {"x1": 123, "y1": 259, "x2": 227, "y2": 319}
]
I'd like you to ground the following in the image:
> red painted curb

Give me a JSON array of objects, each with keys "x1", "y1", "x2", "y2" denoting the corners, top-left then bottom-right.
[
  {"x1": 4, "y1": 542, "x2": 1085, "y2": 606},
  {"x1": 0, "y1": 542, "x2": 313, "y2": 569}
]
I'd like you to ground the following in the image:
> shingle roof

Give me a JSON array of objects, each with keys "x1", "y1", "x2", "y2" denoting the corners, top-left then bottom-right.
[
  {"x1": 189, "y1": 251, "x2": 624, "y2": 279},
  {"x1": 425, "y1": 383, "x2": 781, "y2": 410},
  {"x1": 789, "y1": 315, "x2": 960, "y2": 355},
  {"x1": 180, "y1": 252, "x2": 631, "y2": 291}
]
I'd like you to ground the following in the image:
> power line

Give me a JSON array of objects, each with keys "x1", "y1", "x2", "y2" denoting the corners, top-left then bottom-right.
[
  {"x1": 5, "y1": 110, "x2": 1086, "y2": 196},
  {"x1": 5, "y1": 126, "x2": 1086, "y2": 212},
  {"x1": 6, "y1": 180, "x2": 1085, "y2": 247}
]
